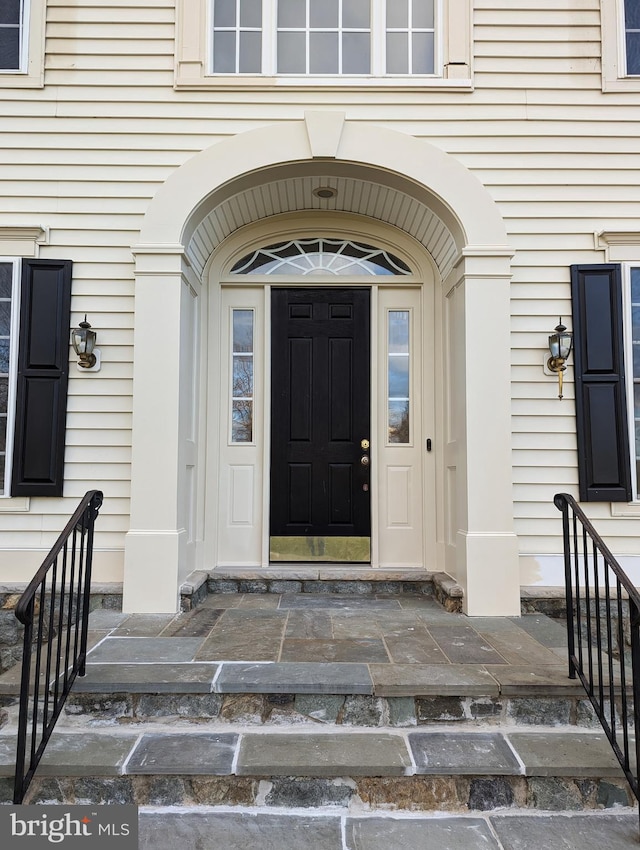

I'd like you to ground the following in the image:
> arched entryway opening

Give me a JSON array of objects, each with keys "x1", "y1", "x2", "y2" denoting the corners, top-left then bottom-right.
[{"x1": 123, "y1": 113, "x2": 519, "y2": 617}]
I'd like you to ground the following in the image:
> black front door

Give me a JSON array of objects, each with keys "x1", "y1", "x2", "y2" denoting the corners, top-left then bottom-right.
[{"x1": 270, "y1": 288, "x2": 371, "y2": 561}]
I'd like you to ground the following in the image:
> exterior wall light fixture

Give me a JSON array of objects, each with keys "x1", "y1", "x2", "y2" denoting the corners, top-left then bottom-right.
[
  {"x1": 71, "y1": 315, "x2": 101, "y2": 371},
  {"x1": 547, "y1": 317, "x2": 573, "y2": 400}
]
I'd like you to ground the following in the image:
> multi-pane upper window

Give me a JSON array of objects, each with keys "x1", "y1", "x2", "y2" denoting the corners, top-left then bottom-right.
[
  {"x1": 625, "y1": 0, "x2": 640, "y2": 74},
  {"x1": 231, "y1": 238, "x2": 411, "y2": 275},
  {"x1": 211, "y1": 0, "x2": 436, "y2": 76},
  {"x1": 0, "y1": 0, "x2": 24, "y2": 71}
]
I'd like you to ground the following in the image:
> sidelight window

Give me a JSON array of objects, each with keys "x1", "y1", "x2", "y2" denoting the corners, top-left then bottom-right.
[
  {"x1": 231, "y1": 308, "x2": 255, "y2": 442},
  {"x1": 387, "y1": 310, "x2": 410, "y2": 443}
]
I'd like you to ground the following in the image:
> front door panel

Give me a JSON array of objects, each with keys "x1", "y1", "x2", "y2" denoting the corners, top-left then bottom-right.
[{"x1": 270, "y1": 288, "x2": 370, "y2": 562}]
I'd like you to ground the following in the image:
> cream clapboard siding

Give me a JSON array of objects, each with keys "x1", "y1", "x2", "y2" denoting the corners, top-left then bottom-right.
[{"x1": 1, "y1": 0, "x2": 640, "y2": 579}]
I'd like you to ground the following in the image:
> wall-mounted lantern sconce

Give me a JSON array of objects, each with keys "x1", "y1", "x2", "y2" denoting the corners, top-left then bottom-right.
[
  {"x1": 547, "y1": 318, "x2": 573, "y2": 400},
  {"x1": 71, "y1": 315, "x2": 101, "y2": 371}
]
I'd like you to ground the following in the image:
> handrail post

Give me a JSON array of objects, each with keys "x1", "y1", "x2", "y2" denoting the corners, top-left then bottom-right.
[
  {"x1": 629, "y1": 597, "x2": 640, "y2": 833},
  {"x1": 555, "y1": 493, "x2": 576, "y2": 679}
]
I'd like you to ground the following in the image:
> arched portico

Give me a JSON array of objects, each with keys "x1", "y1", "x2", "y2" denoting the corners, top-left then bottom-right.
[{"x1": 123, "y1": 112, "x2": 519, "y2": 616}]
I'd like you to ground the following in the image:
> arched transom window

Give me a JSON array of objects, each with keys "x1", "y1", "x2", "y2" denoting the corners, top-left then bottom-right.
[{"x1": 230, "y1": 238, "x2": 412, "y2": 276}]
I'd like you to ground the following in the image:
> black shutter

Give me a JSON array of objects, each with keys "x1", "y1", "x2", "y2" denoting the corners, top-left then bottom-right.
[
  {"x1": 11, "y1": 259, "x2": 72, "y2": 497},
  {"x1": 571, "y1": 263, "x2": 632, "y2": 502}
]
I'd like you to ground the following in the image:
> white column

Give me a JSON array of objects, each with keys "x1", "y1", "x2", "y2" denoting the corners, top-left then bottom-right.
[
  {"x1": 123, "y1": 247, "x2": 192, "y2": 613},
  {"x1": 453, "y1": 252, "x2": 520, "y2": 616}
]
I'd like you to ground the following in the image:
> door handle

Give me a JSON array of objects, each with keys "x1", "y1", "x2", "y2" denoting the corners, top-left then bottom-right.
[{"x1": 361, "y1": 456, "x2": 370, "y2": 467}]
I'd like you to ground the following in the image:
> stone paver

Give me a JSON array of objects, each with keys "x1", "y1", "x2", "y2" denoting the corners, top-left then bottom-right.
[
  {"x1": 37, "y1": 732, "x2": 137, "y2": 776},
  {"x1": 490, "y1": 813, "x2": 638, "y2": 850},
  {"x1": 508, "y1": 731, "x2": 626, "y2": 777},
  {"x1": 346, "y1": 816, "x2": 500, "y2": 850},
  {"x1": 139, "y1": 812, "x2": 342, "y2": 850},
  {"x1": 195, "y1": 610, "x2": 287, "y2": 661},
  {"x1": 428, "y1": 625, "x2": 508, "y2": 665},
  {"x1": 72, "y1": 662, "x2": 218, "y2": 693},
  {"x1": 409, "y1": 732, "x2": 521, "y2": 775},
  {"x1": 87, "y1": 637, "x2": 204, "y2": 663},
  {"x1": 484, "y1": 665, "x2": 584, "y2": 695},
  {"x1": 279, "y1": 595, "x2": 401, "y2": 610},
  {"x1": 280, "y1": 638, "x2": 389, "y2": 663},
  {"x1": 215, "y1": 661, "x2": 374, "y2": 694},
  {"x1": 236, "y1": 732, "x2": 411, "y2": 776},
  {"x1": 369, "y1": 663, "x2": 500, "y2": 696},
  {"x1": 112, "y1": 614, "x2": 177, "y2": 637},
  {"x1": 126, "y1": 732, "x2": 237, "y2": 775}
]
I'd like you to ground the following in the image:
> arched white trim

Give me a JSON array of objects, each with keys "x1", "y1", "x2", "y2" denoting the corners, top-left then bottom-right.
[
  {"x1": 124, "y1": 115, "x2": 520, "y2": 617},
  {"x1": 138, "y1": 114, "x2": 508, "y2": 260}
]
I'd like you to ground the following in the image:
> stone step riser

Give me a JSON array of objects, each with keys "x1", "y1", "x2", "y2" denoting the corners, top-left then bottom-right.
[
  {"x1": 10, "y1": 773, "x2": 634, "y2": 812},
  {"x1": 55, "y1": 692, "x2": 628, "y2": 729}
]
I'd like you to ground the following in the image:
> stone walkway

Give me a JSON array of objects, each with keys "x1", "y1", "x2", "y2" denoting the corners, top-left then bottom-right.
[{"x1": 137, "y1": 810, "x2": 639, "y2": 850}]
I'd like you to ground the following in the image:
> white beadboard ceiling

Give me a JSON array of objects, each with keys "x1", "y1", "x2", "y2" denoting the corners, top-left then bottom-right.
[{"x1": 186, "y1": 173, "x2": 458, "y2": 278}]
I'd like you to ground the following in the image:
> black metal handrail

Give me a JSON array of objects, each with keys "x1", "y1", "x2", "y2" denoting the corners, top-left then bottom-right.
[
  {"x1": 13, "y1": 490, "x2": 103, "y2": 804},
  {"x1": 555, "y1": 492, "x2": 640, "y2": 812}
]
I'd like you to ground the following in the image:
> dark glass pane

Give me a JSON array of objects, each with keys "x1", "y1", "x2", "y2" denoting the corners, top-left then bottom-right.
[
  {"x1": 233, "y1": 310, "x2": 254, "y2": 351},
  {"x1": 632, "y1": 306, "x2": 640, "y2": 339},
  {"x1": 627, "y1": 31, "x2": 640, "y2": 74},
  {"x1": 0, "y1": 416, "x2": 6, "y2": 449},
  {"x1": 386, "y1": 32, "x2": 408, "y2": 74},
  {"x1": 213, "y1": 31, "x2": 237, "y2": 73},
  {"x1": 232, "y1": 400, "x2": 253, "y2": 442},
  {"x1": 387, "y1": 0, "x2": 408, "y2": 29},
  {"x1": 343, "y1": 0, "x2": 370, "y2": 28},
  {"x1": 309, "y1": 32, "x2": 338, "y2": 73},
  {"x1": 632, "y1": 268, "x2": 640, "y2": 302},
  {"x1": 240, "y1": 0, "x2": 262, "y2": 28},
  {"x1": 0, "y1": 0, "x2": 20, "y2": 26},
  {"x1": 634, "y1": 381, "x2": 640, "y2": 419},
  {"x1": 389, "y1": 311, "x2": 410, "y2": 353},
  {"x1": 634, "y1": 342, "x2": 640, "y2": 376},
  {"x1": 239, "y1": 31, "x2": 262, "y2": 72},
  {"x1": 0, "y1": 454, "x2": 5, "y2": 495},
  {"x1": 626, "y1": 0, "x2": 640, "y2": 30},
  {"x1": 389, "y1": 355, "x2": 409, "y2": 397},
  {"x1": 413, "y1": 0, "x2": 434, "y2": 28},
  {"x1": 233, "y1": 355, "x2": 254, "y2": 396},
  {"x1": 277, "y1": 32, "x2": 306, "y2": 72},
  {"x1": 310, "y1": 0, "x2": 338, "y2": 29},
  {"x1": 343, "y1": 32, "x2": 370, "y2": 73},
  {"x1": 635, "y1": 416, "x2": 640, "y2": 450},
  {"x1": 278, "y1": 0, "x2": 306, "y2": 28},
  {"x1": 214, "y1": 0, "x2": 236, "y2": 27},
  {"x1": 0, "y1": 28, "x2": 19, "y2": 70},
  {"x1": 0, "y1": 339, "x2": 10, "y2": 375},
  {"x1": 412, "y1": 32, "x2": 434, "y2": 73},
  {"x1": 0, "y1": 302, "x2": 10, "y2": 336},
  {"x1": 0, "y1": 378, "x2": 8, "y2": 413},
  {"x1": 389, "y1": 400, "x2": 410, "y2": 443},
  {"x1": 0, "y1": 263, "x2": 12, "y2": 298}
]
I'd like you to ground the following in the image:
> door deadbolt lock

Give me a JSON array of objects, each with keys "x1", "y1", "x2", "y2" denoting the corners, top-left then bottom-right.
[
  {"x1": 361, "y1": 455, "x2": 370, "y2": 466},
  {"x1": 361, "y1": 439, "x2": 370, "y2": 450}
]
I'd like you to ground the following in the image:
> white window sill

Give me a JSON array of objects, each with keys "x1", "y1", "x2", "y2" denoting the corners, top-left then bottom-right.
[
  {"x1": 174, "y1": 73, "x2": 472, "y2": 91},
  {"x1": 611, "y1": 502, "x2": 640, "y2": 517}
]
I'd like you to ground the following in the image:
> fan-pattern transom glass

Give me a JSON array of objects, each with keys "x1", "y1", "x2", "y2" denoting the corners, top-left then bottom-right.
[{"x1": 231, "y1": 238, "x2": 412, "y2": 276}]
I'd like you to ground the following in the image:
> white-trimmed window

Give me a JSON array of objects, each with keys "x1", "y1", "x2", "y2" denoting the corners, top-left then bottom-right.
[
  {"x1": 0, "y1": 259, "x2": 20, "y2": 496},
  {"x1": 0, "y1": 0, "x2": 45, "y2": 87},
  {"x1": 0, "y1": 0, "x2": 24, "y2": 71},
  {"x1": 211, "y1": 0, "x2": 435, "y2": 76},
  {"x1": 601, "y1": 0, "x2": 640, "y2": 90},
  {"x1": 176, "y1": 0, "x2": 472, "y2": 88}
]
